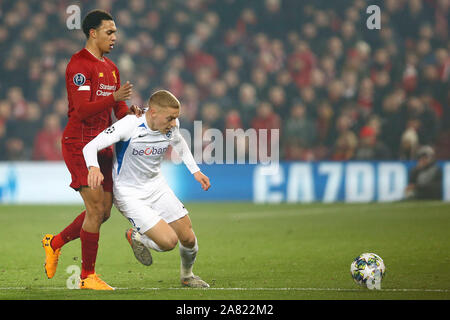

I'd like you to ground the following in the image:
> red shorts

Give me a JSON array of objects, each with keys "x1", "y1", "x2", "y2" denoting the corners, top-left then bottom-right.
[{"x1": 62, "y1": 140, "x2": 113, "y2": 192}]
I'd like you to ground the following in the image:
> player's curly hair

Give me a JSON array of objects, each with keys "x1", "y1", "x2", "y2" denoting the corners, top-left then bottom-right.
[{"x1": 82, "y1": 9, "x2": 114, "y2": 38}]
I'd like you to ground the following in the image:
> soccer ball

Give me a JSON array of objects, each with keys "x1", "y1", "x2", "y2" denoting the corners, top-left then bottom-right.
[{"x1": 350, "y1": 253, "x2": 386, "y2": 290}]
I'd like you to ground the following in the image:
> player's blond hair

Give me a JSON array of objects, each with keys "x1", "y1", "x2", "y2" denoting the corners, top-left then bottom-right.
[{"x1": 149, "y1": 90, "x2": 180, "y2": 109}]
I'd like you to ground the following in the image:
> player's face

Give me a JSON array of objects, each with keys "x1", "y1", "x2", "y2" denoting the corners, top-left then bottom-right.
[
  {"x1": 149, "y1": 106, "x2": 179, "y2": 134},
  {"x1": 93, "y1": 20, "x2": 117, "y2": 54}
]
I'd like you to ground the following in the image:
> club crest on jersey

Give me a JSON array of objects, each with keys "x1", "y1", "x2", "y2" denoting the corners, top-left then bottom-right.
[
  {"x1": 165, "y1": 130, "x2": 172, "y2": 138},
  {"x1": 104, "y1": 126, "x2": 115, "y2": 134}
]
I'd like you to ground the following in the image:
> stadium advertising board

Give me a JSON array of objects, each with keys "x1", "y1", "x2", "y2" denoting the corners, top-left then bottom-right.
[{"x1": 0, "y1": 161, "x2": 448, "y2": 204}]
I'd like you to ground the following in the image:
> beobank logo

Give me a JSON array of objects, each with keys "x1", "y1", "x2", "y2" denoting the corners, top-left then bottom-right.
[{"x1": 132, "y1": 147, "x2": 168, "y2": 156}]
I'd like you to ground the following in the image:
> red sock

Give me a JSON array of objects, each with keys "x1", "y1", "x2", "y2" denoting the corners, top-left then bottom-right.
[
  {"x1": 51, "y1": 211, "x2": 86, "y2": 250},
  {"x1": 80, "y1": 228, "x2": 99, "y2": 279}
]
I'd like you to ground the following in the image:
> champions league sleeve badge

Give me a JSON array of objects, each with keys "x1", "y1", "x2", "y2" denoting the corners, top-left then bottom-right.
[
  {"x1": 104, "y1": 126, "x2": 115, "y2": 134},
  {"x1": 73, "y1": 73, "x2": 86, "y2": 86}
]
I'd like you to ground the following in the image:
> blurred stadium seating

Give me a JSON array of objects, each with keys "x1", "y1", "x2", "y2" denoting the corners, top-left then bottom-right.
[{"x1": 0, "y1": 0, "x2": 449, "y2": 162}]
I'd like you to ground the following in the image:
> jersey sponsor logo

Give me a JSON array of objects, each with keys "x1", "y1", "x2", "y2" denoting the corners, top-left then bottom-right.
[
  {"x1": 96, "y1": 83, "x2": 116, "y2": 96},
  {"x1": 96, "y1": 90, "x2": 113, "y2": 96},
  {"x1": 99, "y1": 83, "x2": 116, "y2": 90},
  {"x1": 73, "y1": 73, "x2": 86, "y2": 86},
  {"x1": 132, "y1": 146, "x2": 168, "y2": 156}
]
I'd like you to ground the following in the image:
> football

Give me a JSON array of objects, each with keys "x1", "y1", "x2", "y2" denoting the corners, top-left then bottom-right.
[{"x1": 350, "y1": 253, "x2": 386, "y2": 290}]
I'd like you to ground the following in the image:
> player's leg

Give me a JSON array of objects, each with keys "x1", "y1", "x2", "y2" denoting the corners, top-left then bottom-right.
[
  {"x1": 78, "y1": 186, "x2": 114, "y2": 290},
  {"x1": 50, "y1": 210, "x2": 86, "y2": 249},
  {"x1": 169, "y1": 215, "x2": 196, "y2": 248},
  {"x1": 42, "y1": 210, "x2": 85, "y2": 279},
  {"x1": 78, "y1": 150, "x2": 114, "y2": 290},
  {"x1": 101, "y1": 191, "x2": 113, "y2": 223},
  {"x1": 125, "y1": 227, "x2": 154, "y2": 266},
  {"x1": 142, "y1": 219, "x2": 179, "y2": 252},
  {"x1": 124, "y1": 219, "x2": 179, "y2": 268},
  {"x1": 169, "y1": 215, "x2": 197, "y2": 277},
  {"x1": 42, "y1": 193, "x2": 111, "y2": 279},
  {"x1": 119, "y1": 195, "x2": 178, "y2": 264},
  {"x1": 169, "y1": 215, "x2": 209, "y2": 288},
  {"x1": 148, "y1": 176, "x2": 209, "y2": 287},
  {"x1": 42, "y1": 142, "x2": 88, "y2": 279},
  {"x1": 78, "y1": 148, "x2": 114, "y2": 289}
]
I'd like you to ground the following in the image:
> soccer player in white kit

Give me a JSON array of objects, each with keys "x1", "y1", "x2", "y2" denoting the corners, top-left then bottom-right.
[{"x1": 82, "y1": 90, "x2": 211, "y2": 288}]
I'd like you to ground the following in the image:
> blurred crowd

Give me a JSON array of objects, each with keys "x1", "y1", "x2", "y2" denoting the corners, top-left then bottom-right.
[{"x1": 0, "y1": 0, "x2": 449, "y2": 162}]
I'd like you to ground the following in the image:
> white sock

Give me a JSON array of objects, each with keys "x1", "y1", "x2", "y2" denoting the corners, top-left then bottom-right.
[
  {"x1": 179, "y1": 237, "x2": 198, "y2": 278},
  {"x1": 139, "y1": 233, "x2": 165, "y2": 252}
]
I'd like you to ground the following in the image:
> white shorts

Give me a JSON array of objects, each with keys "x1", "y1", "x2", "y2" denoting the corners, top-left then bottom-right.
[{"x1": 113, "y1": 174, "x2": 188, "y2": 234}]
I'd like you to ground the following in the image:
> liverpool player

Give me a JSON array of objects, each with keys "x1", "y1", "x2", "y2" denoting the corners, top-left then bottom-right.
[{"x1": 41, "y1": 10, "x2": 141, "y2": 290}]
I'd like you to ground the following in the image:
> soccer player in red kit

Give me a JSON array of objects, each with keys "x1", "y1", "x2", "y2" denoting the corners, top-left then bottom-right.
[{"x1": 41, "y1": 10, "x2": 141, "y2": 290}]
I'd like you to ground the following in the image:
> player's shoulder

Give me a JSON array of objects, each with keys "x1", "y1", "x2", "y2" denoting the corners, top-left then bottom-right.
[
  {"x1": 68, "y1": 49, "x2": 91, "y2": 63},
  {"x1": 67, "y1": 49, "x2": 93, "y2": 73},
  {"x1": 117, "y1": 114, "x2": 145, "y2": 128},
  {"x1": 104, "y1": 56, "x2": 118, "y2": 70},
  {"x1": 105, "y1": 115, "x2": 144, "y2": 139},
  {"x1": 116, "y1": 113, "x2": 136, "y2": 123}
]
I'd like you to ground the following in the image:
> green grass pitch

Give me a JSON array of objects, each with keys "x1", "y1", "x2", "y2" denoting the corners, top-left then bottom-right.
[{"x1": 0, "y1": 201, "x2": 449, "y2": 300}]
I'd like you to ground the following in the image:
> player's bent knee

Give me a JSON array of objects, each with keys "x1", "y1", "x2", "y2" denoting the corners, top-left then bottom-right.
[
  {"x1": 90, "y1": 212, "x2": 105, "y2": 226},
  {"x1": 159, "y1": 235, "x2": 178, "y2": 251},
  {"x1": 167, "y1": 236, "x2": 179, "y2": 251},
  {"x1": 177, "y1": 229, "x2": 196, "y2": 249},
  {"x1": 85, "y1": 197, "x2": 105, "y2": 214},
  {"x1": 180, "y1": 235, "x2": 196, "y2": 249},
  {"x1": 85, "y1": 202, "x2": 106, "y2": 224}
]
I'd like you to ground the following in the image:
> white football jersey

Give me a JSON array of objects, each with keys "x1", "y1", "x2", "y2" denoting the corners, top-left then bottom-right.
[{"x1": 83, "y1": 114, "x2": 199, "y2": 197}]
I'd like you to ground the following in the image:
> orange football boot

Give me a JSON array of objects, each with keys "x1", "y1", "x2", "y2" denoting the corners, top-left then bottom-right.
[
  {"x1": 41, "y1": 234, "x2": 61, "y2": 279},
  {"x1": 79, "y1": 273, "x2": 115, "y2": 290}
]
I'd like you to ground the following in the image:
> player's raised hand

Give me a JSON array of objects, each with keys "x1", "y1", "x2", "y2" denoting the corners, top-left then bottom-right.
[
  {"x1": 87, "y1": 166, "x2": 104, "y2": 189},
  {"x1": 127, "y1": 104, "x2": 144, "y2": 117},
  {"x1": 193, "y1": 171, "x2": 211, "y2": 191},
  {"x1": 113, "y1": 81, "x2": 133, "y2": 101}
]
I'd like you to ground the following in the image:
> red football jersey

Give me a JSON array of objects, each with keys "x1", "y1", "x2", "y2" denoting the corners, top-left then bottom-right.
[{"x1": 63, "y1": 48, "x2": 129, "y2": 144}]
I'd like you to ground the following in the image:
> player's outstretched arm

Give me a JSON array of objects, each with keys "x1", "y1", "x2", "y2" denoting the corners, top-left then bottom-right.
[
  {"x1": 170, "y1": 120, "x2": 210, "y2": 191},
  {"x1": 170, "y1": 125, "x2": 200, "y2": 174}
]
